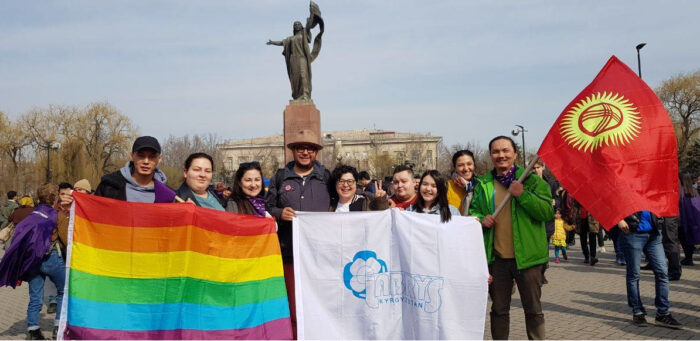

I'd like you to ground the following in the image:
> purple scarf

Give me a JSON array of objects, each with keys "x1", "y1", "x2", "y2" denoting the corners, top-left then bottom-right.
[
  {"x1": 492, "y1": 166, "x2": 517, "y2": 189},
  {"x1": 248, "y1": 197, "x2": 266, "y2": 217},
  {"x1": 0, "y1": 204, "x2": 58, "y2": 288}
]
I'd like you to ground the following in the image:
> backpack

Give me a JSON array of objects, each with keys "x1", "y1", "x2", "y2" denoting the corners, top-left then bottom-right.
[{"x1": 0, "y1": 221, "x2": 15, "y2": 243}]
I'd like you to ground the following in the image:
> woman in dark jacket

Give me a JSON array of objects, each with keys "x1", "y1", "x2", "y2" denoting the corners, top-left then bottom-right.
[
  {"x1": 329, "y1": 165, "x2": 388, "y2": 212},
  {"x1": 175, "y1": 153, "x2": 226, "y2": 211}
]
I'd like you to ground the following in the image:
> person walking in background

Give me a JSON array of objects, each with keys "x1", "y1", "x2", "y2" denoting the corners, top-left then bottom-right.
[
  {"x1": 679, "y1": 173, "x2": 699, "y2": 266},
  {"x1": 95, "y1": 136, "x2": 175, "y2": 203},
  {"x1": 175, "y1": 152, "x2": 226, "y2": 211},
  {"x1": 0, "y1": 191, "x2": 19, "y2": 229},
  {"x1": 447, "y1": 150, "x2": 477, "y2": 216},
  {"x1": 227, "y1": 161, "x2": 271, "y2": 217},
  {"x1": 551, "y1": 210, "x2": 569, "y2": 263},
  {"x1": 470, "y1": 136, "x2": 553, "y2": 340},
  {"x1": 617, "y1": 212, "x2": 682, "y2": 329},
  {"x1": 0, "y1": 184, "x2": 65, "y2": 340},
  {"x1": 576, "y1": 203, "x2": 601, "y2": 266},
  {"x1": 408, "y1": 170, "x2": 460, "y2": 223}
]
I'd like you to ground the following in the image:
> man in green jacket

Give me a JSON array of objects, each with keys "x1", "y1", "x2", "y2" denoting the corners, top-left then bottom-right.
[{"x1": 470, "y1": 136, "x2": 553, "y2": 340}]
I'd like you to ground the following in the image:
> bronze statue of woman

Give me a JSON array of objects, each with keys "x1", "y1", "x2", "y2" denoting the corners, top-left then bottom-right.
[{"x1": 267, "y1": 2, "x2": 324, "y2": 101}]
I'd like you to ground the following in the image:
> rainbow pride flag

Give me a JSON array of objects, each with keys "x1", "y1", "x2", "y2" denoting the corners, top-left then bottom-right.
[{"x1": 58, "y1": 192, "x2": 292, "y2": 340}]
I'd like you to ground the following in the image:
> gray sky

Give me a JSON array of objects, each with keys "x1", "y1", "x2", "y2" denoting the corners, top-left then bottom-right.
[{"x1": 1, "y1": 0, "x2": 698, "y2": 151}]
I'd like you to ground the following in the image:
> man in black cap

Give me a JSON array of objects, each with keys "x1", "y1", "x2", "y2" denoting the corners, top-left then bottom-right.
[{"x1": 95, "y1": 136, "x2": 174, "y2": 203}]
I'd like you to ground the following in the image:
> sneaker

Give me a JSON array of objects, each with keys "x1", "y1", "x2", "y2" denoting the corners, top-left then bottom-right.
[
  {"x1": 632, "y1": 314, "x2": 648, "y2": 327},
  {"x1": 47, "y1": 303, "x2": 57, "y2": 314},
  {"x1": 599, "y1": 246, "x2": 607, "y2": 253},
  {"x1": 655, "y1": 314, "x2": 682, "y2": 329},
  {"x1": 26, "y1": 329, "x2": 45, "y2": 340},
  {"x1": 590, "y1": 258, "x2": 598, "y2": 266},
  {"x1": 563, "y1": 253, "x2": 568, "y2": 260},
  {"x1": 680, "y1": 258, "x2": 694, "y2": 266}
]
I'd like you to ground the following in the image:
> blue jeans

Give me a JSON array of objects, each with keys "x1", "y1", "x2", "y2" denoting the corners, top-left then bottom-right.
[
  {"x1": 26, "y1": 250, "x2": 65, "y2": 329},
  {"x1": 619, "y1": 232, "x2": 669, "y2": 315}
]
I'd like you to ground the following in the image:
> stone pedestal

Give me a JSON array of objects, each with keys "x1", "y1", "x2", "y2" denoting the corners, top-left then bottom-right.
[{"x1": 284, "y1": 101, "x2": 321, "y2": 163}]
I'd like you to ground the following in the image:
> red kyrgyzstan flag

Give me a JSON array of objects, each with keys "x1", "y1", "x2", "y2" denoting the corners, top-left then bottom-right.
[{"x1": 538, "y1": 55, "x2": 679, "y2": 229}]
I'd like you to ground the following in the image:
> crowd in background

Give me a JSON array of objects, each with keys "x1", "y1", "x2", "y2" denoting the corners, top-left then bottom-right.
[{"x1": 0, "y1": 133, "x2": 698, "y2": 340}]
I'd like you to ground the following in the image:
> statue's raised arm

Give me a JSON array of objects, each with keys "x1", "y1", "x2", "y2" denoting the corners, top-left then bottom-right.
[{"x1": 266, "y1": 1, "x2": 324, "y2": 101}]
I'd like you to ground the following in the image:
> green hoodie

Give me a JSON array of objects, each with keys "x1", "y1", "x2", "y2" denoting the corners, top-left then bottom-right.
[{"x1": 469, "y1": 166, "x2": 553, "y2": 270}]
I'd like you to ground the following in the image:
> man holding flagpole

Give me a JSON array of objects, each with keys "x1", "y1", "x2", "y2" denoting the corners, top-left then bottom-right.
[{"x1": 470, "y1": 135, "x2": 553, "y2": 340}]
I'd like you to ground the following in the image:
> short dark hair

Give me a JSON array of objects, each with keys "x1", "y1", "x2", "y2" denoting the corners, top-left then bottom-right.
[
  {"x1": 184, "y1": 152, "x2": 215, "y2": 172},
  {"x1": 452, "y1": 150, "x2": 475, "y2": 168},
  {"x1": 330, "y1": 165, "x2": 359, "y2": 201},
  {"x1": 358, "y1": 171, "x2": 371, "y2": 180},
  {"x1": 488, "y1": 136, "x2": 518, "y2": 154},
  {"x1": 58, "y1": 182, "x2": 73, "y2": 190},
  {"x1": 393, "y1": 165, "x2": 414, "y2": 176},
  {"x1": 7, "y1": 191, "x2": 17, "y2": 200}
]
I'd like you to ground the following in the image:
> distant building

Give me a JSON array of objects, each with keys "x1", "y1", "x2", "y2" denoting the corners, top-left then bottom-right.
[{"x1": 218, "y1": 129, "x2": 441, "y2": 178}]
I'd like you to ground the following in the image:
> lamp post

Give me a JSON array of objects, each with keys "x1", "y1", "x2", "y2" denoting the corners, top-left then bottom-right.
[
  {"x1": 45, "y1": 141, "x2": 61, "y2": 183},
  {"x1": 636, "y1": 43, "x2": 646, "y2": 78},
  {"x1": 511, "y1": 125, "x2": 527, "y2": 167}
]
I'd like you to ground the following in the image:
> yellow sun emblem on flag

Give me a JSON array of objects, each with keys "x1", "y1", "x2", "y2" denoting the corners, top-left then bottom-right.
[{"x1": 560, "y1": 91, "x2": 641, "y2": 152}]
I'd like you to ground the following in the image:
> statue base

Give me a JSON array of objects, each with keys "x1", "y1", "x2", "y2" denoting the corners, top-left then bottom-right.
[{"x1": 283, "y1": 102, "x2": 321, "y2": 163}]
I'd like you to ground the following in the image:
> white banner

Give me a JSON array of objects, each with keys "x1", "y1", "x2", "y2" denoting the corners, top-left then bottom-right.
[{"x1": 293, "y1": 209, "x2": 489, "y2": 340}]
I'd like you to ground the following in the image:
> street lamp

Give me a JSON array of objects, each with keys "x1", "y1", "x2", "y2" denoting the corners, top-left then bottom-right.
[
  {"x1": 511, "y1": 125, "x2": 527, "y2": 167},
  {"x1": 636, "y1": 43, "x2": 646, "y2": 79},
  {"x1": 45, "y1": 141, "x2": 61, "y2": 182}
]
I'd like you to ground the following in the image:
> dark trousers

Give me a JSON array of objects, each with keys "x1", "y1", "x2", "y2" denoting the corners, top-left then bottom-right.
[
  {"x1": 660, "y1": 217, "x2": 682, "y2": 278},
  {"x1": 566, "y1": 230, "x2": 576, "y2": 245},
  {"x1": 489, "y1": 257, "x2": 545, "y2": 340},
  {"x1": 578, "y1": 218, "x2": 597, "y2": 261}
]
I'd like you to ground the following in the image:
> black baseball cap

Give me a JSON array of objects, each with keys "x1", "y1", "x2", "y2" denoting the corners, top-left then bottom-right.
[{"x1": 132, "y1": 136, "x2": 161, "y2": 154}]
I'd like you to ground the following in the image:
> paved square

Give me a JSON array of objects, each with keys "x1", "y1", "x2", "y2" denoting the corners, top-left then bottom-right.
[{"x1": 0, "y1": 244, "x2": 698, "y2": 339}]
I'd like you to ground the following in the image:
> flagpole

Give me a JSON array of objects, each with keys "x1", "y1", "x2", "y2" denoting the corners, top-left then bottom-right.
[{"x1": 492, "y1": 156, "x2": 541, "y2": 217}]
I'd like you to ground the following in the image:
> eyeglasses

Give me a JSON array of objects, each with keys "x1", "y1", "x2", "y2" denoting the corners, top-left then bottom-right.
[
  {"x1": 337, "y1": 179, "x2": 356, "y2": 186},
  {"x1": 240, "y1": 161, "x2": 260, "y2": 168},
  {"x1": 294, "y1": 145, "x2": 318, "y2": 153}
]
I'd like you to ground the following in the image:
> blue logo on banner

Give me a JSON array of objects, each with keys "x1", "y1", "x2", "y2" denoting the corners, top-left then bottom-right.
[
  {"x1": 343, "y1": 250, "x2": 444, "y2": 313},
  {"x1": 343, "y1": 250, "x2": 388, "y2": 299}
]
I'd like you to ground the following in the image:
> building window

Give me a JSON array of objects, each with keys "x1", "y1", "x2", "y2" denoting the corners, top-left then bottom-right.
[
  {"x1": 426, "y1": 150, "x2": 433, "y2": 165},
  {"x1": 226, "y1": 157, "x2": 233, "y2": 170}
]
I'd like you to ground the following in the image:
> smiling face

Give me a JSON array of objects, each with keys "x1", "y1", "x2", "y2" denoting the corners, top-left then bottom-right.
[
  {"x1": 184, "y1": 157, "x2": 213, "y2": 195},
  {"x1": 392, "y1": 170, "x2": 416, "y2": 201},
  {"x1": 240, "y1": 169, "x2": 263, "y2": 198},
  {"x1": 131, "y1": 149, "x2": 161, "y2": 178},
  {"x1": 454, "y1": 154, "x2": 475, "y2": 181},
  {"x1": 419, "y1": 174, "x2": 438, "y2": 206},
  {"x1": 489, "y1": 138, "x2": 517, "y2": 174},
  {"x1": 293, "y1": 144, "x2": 318, "y2": 169},
  {"x1": 336, "y1": 172, "x2": 357, "y2": 203}
]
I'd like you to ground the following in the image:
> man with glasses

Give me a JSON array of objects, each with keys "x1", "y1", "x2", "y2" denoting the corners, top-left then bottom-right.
[{"x1": 266, "y1": 129, "x2": 330, "y2": 338}]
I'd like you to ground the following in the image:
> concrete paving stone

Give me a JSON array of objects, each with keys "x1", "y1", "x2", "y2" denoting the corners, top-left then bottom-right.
[{"x1": 1, "y1": 242, "x2": 698, "y2": 340}]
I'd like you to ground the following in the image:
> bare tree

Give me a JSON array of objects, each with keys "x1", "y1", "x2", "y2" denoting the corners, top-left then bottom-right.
[
  {"x1": 657, "y1": 71, "x2": 700, "y2": 158},
  {"x1": 74, "y1": 102, "x2": 137, "y2": 177}
]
